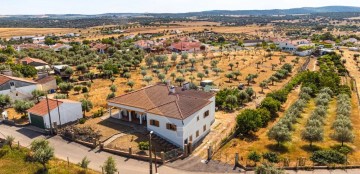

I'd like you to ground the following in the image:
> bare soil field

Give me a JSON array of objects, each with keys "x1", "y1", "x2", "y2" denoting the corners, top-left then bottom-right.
[
  {"x1": 163, "y1": 21, "x2": 221, "y2": 26},
  {"x1": 0, "y1": 28, "x2": 84, "y2": 38},
  {"x1": 0, "y1": 24, "x2": 272, "y2": 41}
]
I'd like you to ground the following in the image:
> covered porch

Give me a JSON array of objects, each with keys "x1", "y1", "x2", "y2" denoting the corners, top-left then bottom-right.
[{"x1": 108, "y1": 107, "x2": 147, "y2": 126}]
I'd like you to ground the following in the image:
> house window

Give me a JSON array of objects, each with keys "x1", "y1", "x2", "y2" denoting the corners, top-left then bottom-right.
[
  {"x1": 196, "y1": 130, "x2": 199, "y2": 138},
  {"x1": 9, "y1": 82, "x2": 15, "y2": 86},
  {"x1": 166, "y1": 123, "x2": 177, "y2": 131},
  {"x1": 203, "y1": 110, "x2": 209, "y2": 118},
  {"x1": 189, "y1": 135, "x2": 193, "y2": 142},
  {"x1": 197, "y1": 116, "x2": 199, "y2": 121},
  {"x1": 149, "y1": 119, "x2": 159, "y2": 127},
  {"x1": 203, "y1": 125, "x2": 207, "y2": 132}
]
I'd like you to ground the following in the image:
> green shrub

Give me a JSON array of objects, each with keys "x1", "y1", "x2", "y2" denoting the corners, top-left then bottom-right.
[
  {"x1": 310, "y1": 150, "x2": 346, "y2": 165},
  {"x1": 262, "y1": 152, "x2": 280, "y2": 163},
  {"x1": 82, "y1": 86, "x2": 89, "y2": 93},
  {"x1": 138, "y1": 141, "x2": 149, "y2": 150},
  {"x1": 247, "y1": 151, "x2": 261, "y2": 163},
  {"x1": 79, "y1": 118, "x2": 86, "y2": 124}
]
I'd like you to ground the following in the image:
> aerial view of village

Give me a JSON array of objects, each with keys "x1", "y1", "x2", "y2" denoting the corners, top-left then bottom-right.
[{"x1": 1, "y1": 0, "x2": 360, "y2": 174}]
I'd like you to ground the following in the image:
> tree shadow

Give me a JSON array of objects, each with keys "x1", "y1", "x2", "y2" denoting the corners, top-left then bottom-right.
[
  {"x1": 265, "y1": 144, "x2": 289, "y2": 154},
  {"x1": 238, "y1": 134, "x2": 260, "y2": 142},
  {"x1": 330, "y1": 144, "x2": 354, "y2": 154},
  {"x1": 300, "y1": 144, "x2": 322, "y2": 152}
]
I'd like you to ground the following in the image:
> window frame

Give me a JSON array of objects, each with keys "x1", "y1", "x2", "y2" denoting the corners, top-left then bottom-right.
[
  {"x1": 203, "y1": 110, "x2": 209, "y2": 118},
  {"x1": 149, "y1": 119, "x2": 159, "y2": 127},
  {"x1": 166, "y1": 123, "x2": 177, "y2": 131}
]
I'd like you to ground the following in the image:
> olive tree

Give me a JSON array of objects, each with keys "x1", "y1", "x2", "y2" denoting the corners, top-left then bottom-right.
[{"x1": 30, "y1": 138, "x2": 54, "y2": 170}]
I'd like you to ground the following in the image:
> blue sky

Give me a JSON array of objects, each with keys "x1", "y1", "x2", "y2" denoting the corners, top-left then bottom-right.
[{"x1": 1, "y1": 0, "x2": 360, "y2": 15}]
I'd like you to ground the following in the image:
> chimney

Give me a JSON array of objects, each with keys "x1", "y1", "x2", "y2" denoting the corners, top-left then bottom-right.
[{"x1": 169, "y1": 85, "x2": 176, "y2": 94}]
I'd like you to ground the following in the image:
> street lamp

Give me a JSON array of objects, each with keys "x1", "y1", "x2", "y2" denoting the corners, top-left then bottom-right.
[{"x1": 149, "y1": 131, "x2": 153, "y2": 174}]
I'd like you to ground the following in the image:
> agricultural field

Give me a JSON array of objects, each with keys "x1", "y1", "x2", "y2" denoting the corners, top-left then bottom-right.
[
  {"x1": 0, "y1": 28, "x2": 84, "y2": 39},
  {"x1": 66, "y1": 50, "x2": 305, "y2": 116},
  {"x1": 212, "y1": 52, "x2": 359, "y2": 167}
]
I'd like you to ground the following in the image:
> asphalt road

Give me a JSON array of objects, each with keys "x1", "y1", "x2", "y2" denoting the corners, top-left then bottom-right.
[{"x1": 0, "y1": 124, "x2": 359, "y2": 174}]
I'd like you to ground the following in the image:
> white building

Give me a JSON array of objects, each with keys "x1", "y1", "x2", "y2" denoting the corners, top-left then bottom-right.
[
  {"x1": 27, "y1": 99, "x2": 82, "y2": 129},
  {"x1": 0, "y1": 75, "x2": 38, "y2": 100},
  {"x1": 273, "y1": 38, "x2": 312, "y2": 51},
  {"x1": 107, "y1": 84, "x2": 215, "y2": 149}
]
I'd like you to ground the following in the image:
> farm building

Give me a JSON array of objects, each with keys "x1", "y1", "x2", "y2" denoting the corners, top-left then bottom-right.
[
  {"x1": 107, "y1": 84, "x2": 215, "y2": 149},
  {"x1": 27, "y1": 99, "x2": 82, "y2": 129},
  {"x1": 0, "y1": 74, "x2": 38, "y2": 100},
  {"x1": 35, "y1": 75, "x2": 57, "y2": 93},
  {"x1": 20, "y1": 57, "x2": 50, "y2": 70}
]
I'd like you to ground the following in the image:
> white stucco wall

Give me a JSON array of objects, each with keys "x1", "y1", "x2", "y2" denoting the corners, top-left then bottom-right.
[
  {"x1": 108, "y1": 96, "x2": 216, "y2": 149},
  {"x1": 39, "y1": 102, "x2": 82, "y2": 129},
  {"x1": 147, "y1": 96, "x2": 215, "y2": 148},
  {"x1": 0, "y1": 85, "x2": 37, "y2": 100}
]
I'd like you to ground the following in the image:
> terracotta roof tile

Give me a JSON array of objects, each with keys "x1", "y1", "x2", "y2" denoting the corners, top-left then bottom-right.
[
  {"x1": 35, "y1": 76, "x2": 55, "y2": 84},
  {"x1": 108, "y1": 84, "x2": 214, "y2": 120},
  {"x1": 0, "y1": 75, "x2": 37, "y2": 86},
  {"x1": 21, "y1": 57, "x2": 48, "y2": 65},
  {"x1": 27, "y1": 99, "x2": 63, "y2": 116}
]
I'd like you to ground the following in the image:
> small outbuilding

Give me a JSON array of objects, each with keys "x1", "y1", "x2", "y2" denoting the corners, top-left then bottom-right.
[{"x1": 27, "y1": 99, "x2": 82, "y2": 129}]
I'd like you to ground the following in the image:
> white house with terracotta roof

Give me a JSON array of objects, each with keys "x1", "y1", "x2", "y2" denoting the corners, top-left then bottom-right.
[
  {"x1": 27, "y1": 99, "x2": 82, "y2": 129},
  {"x1": 107, "y1": 84, "x2": 215, "y2": 149},
  {"x1": 20, "y1": 57, "x2": 50, "y2": 70},
  {"x1": 0, "y1": 75, "x2": 38, "y2": 100}
]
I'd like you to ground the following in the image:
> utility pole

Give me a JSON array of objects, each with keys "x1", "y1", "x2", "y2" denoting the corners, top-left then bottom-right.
[
  {"x1": 149, "y1": 131, "x2": 153, "y2": 174},
  {"x1": 56, "y1": 98, "x2": 62, "y2": 129},
  {"x1": 45, "y1": 95, "x2": 53, "y2": 135}
]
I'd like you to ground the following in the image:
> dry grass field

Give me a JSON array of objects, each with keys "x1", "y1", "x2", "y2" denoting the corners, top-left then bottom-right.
[
  {"x1": 0, "y1": 28, "x2": 84, "y2": 38},
  {"x1": 67, "y1": 50, "x2": 305, "y2": 116},
  {"x1": 0, "y1": 22, "x2": 274, "y2": 41}
]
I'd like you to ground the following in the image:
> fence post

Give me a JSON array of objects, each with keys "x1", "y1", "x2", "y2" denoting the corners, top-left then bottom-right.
[
  {"x1": 235, "y1": 153, "x2": 239, "y2": 167},
  {"x1": 17, "y1": 141, "x2": 19, "y2": 149},
  {"x1": 207, "y1": 145, "x2": 212, "y2": 161},
  {"x1": 67, "y1": 157, "x2": 69, "y2": 167},
  {"x1": 160, "y1": 151, "x2": 165, "y2": 163},
  {"x1": 183, "y1": 144, "x2": 188, "y2": 157},
  {"x1": 188, "y1": 142, "x2": 193, "y2": 154},
  {"x1": 129, "y1": 147, "x2": 132, "y2": 155}
]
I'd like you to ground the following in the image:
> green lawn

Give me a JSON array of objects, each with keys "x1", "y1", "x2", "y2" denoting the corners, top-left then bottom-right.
[{"x1": 0, "y1": 145, "x2": 99, "y2": 174}]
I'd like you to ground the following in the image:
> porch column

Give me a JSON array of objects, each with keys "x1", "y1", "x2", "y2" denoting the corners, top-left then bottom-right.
[
  {"x1": 128, "y1": 110, "x2": 132, "y2": 122},
  {"x1": 118, "y1": 109, "x2": 122, "y2": 119},
  {"x1": 139, "y1": 114, "x2": 142, "y2": 124}
]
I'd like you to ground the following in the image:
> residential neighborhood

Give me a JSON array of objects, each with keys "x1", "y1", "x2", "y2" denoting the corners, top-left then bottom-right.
[{"x1": 0, "y1": 1, "x2": 360, "y2": 174}]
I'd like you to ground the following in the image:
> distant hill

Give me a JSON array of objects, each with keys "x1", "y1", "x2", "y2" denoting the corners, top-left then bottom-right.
[
  {"x1": 165, "y1": 6, "x2": 360, "y2": 16},
  {"x1": 2, "y1": 6, "x2": 360, "y2": 18}
]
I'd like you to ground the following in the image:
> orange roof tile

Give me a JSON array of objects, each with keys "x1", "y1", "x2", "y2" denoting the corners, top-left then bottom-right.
[
  {"x1": 108, "y1": 84, "x2": 214, "y2": 120},
  {"x1": 27, "y1": 99, "x2": 63, "y2": 116},
  {"x1": 0, "y1": 75, "x2": 37, "y2": 86},
  {"x1": 21, "y1": 57, "x2": 48, "y2": 65}
]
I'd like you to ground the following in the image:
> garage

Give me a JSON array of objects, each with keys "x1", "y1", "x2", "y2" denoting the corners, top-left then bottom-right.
[{"x1": 29, "y1": 113, "x2": 45, "y2": 129}]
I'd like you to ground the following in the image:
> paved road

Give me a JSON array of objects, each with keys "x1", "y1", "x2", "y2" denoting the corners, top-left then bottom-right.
[
  {"x1": 0, "y1": 124, "x2": 238, "y2": 174},
  {"x1": 1, "y1": 124, "x2": 360, "y2": 174}
]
